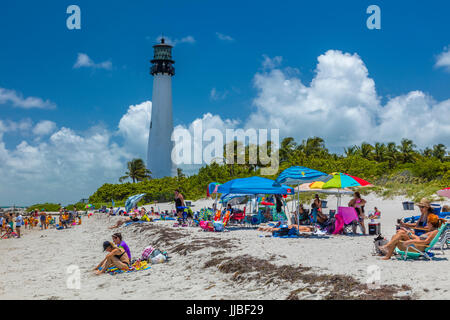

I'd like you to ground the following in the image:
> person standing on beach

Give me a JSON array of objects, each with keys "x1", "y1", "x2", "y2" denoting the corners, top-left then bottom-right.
[
  {"x1": 8, "y1": 213, "x2": 14, "y2": 231},
  {"x1": 15, "y1": 213, "x2": 23, "y2": 238},
  {"x1": 349, "y1": 192, "x2": 367, "y2": 235},
  {"x1": 174, "y1": 189, "x2": 185, "y2": 220},
  {"x1": 39, "y1": 210, "x2": 47, "y2": 230}
]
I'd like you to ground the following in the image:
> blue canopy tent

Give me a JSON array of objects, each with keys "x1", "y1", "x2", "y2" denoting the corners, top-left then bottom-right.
[
  {"x1": 273, "y1": 166, "x2": 329, "y2": 229},
  {"x1": 217, "y1": 177, "x2": 294, "y2": 218},
  {"x1": 217, "y1": 176, "x2": 294, "y2": 195}
]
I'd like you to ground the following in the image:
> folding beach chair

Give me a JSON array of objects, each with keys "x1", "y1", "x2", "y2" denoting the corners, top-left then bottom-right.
[
  {"x1": 334, "y1": 207, "x2": 361, "y2": 235},
  {"x1": 395, "y1": 223, "x2": 448, "y2": 260}
]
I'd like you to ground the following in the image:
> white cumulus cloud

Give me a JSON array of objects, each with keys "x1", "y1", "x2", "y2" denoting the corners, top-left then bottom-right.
[
  {"x1": 73, "y1": 53, "x2": 112, "y2": 70},
  {"x1": 0, "y1": 87, "x2": 56, "y2": 109},
  {"x1": 435, "y1": 46, "x2": 450, "y2": 72},
  {"x1": 117, "y1": 101, "x2": 152, "y2": 157},
  {"x1": 33, "y1": 120, "x2": 57, "y2": 136}
]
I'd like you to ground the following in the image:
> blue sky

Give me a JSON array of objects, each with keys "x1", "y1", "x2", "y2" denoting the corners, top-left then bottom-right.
[{"x1": 0, "y1": 0, "x2": 449, "y2": 204}]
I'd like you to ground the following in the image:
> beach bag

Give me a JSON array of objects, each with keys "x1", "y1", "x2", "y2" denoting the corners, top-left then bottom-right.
[
  {"x1": 373, "y1": 236, "x2": 388, "y2": 256},
  {"x1": 149, "y1": 249, "x2": 169, "y2": 264},
  {"x1": 141, "y1": 246, "x2": 155, "y2": 260},
  {"x1": 273, "y1": 227, "x2": 289, "y2": 237}
]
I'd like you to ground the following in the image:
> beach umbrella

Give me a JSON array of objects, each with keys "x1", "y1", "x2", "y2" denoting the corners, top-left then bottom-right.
[
  {"x1": 85, "y1": 204, "x2": 93, "y2": 209},
  {"x1": 273, "y1": 166, "x2": 329, "y2": 229},
  {"x1": 321, "y1": 172, "x2": 372, "y2": 189},
  {"x1": 125, "y1": 193, "x2": 146, "y2": 213},
  {"x1": 309, "y1": 181, "x2": 325, "y2": 189},
  {"x1": 273, "y1": 166, "x2": 329, "y2": 186},
  {"x1": 295, "y1": 182, "x2": 353, "y2": 208},
  {"x1": 437, "y1": 187, "x2": 450, "y2": 198},
  {"x1": 321, "y1": 173, "x2": 372, "y2": 207},
  {"x1": 207, "y1": 182, "x2": 221, "y2": 197}
]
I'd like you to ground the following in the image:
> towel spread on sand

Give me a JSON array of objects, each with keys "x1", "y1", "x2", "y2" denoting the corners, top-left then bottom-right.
[{"x1": 105, "y1": 260, "x2": 151, "y2": 275}]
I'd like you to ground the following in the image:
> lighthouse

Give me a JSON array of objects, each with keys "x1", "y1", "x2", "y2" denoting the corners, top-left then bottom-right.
[{"x1": 147, "y1": 38, "x2": 176, "y2": 178}]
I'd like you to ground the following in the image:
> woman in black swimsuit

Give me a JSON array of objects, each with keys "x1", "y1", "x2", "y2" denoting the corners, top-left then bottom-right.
[
  {"x1": 94, "y1": 241, "x2": 130, "y2": 274},
  {"x1": 174, "y1": 189, "x2": 185, "y2": 220}
]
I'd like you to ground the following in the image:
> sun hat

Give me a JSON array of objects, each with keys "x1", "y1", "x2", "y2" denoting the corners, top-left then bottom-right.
[{"x1": 415, "y1": 198, "x2": 431, "y2": 208}]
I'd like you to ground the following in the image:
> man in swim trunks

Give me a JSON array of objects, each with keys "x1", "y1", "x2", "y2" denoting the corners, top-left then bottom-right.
[{"x1": 39, "y1": 210, "x2": 47, "y2": 230}]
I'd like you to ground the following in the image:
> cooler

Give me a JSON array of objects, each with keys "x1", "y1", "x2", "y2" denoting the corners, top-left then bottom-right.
[{"x1": 368, "y1": 221, "x2": 381, "y2": 235}]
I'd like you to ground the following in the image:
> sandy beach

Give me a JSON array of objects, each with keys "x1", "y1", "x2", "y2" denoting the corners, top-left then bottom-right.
[{"x1": 0, "y1": 194, "x2": 448, "y2": 300}]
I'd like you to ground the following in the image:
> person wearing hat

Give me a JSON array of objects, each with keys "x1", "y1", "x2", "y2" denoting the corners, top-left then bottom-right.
[
  {"x1": 398, "y1": 198, "x2": 434, "y2": 235},
  {"x1": 380, "y1": 213, "x2": 442, "y2": 260},
  {"x1": 94, "y1": 241, "x2": 130, "y2": 275}
]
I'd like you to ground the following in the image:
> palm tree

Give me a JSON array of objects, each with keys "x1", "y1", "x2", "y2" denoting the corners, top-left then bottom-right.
[
  {"x1": 358, "y1": 142, "x2": 374, "y2": 160},
  {"x1": 432, "y1": 144, "x2": 447, "y2": 161},
  {"x1": 398, "y1": 139, "x2": 417, "y2": 163},
  {"x1": 373, "y1": 142, "x2": 386, "y2": 162},
  {"x1": 422, "y1": 147, "x2": 433, "y2": 158},
  {"x1": 119, "y1": 158, "x2": 152, "y2": 183},
  {"x1": 279, "y1": 137, "x2": 296, "y2": 163},
  {"x1": 177, "y1": 168, "x2": 186, "y2": 179},
  {"x1": 344, "y1": 145, "x2": 358, "y2": 157},
  {"x1": 299, "y1": 137, "x2": 328, "y2": 157},
  {"x1": 385, "y1": 142, "x2": 399, "y2": 169}
]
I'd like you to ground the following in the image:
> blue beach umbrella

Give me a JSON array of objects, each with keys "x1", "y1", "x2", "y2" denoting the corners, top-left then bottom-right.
[
  {"x1": 273, "y1": 166, "x2": 329, "y2": 230},
  {"x1": 125, "y1": 193, "x2": 146, "y2": 213},
  {"x1": 273, "y1": 166, "x2": 329, "y2": 186}
]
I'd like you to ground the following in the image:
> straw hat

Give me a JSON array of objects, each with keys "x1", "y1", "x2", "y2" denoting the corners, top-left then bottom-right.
[{"x1": 415, "y1": 198, "x2": 431, "y2": 208}]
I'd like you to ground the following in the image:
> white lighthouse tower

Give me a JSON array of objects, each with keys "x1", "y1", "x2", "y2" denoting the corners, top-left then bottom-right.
[{"x1": 147, "y1": 38, "x2": 176, "y2": 178}]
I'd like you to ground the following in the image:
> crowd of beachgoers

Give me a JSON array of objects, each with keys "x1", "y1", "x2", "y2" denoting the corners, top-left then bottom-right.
[{"x1": 1, "y1": 189, "x2": 449, "y2": 299}]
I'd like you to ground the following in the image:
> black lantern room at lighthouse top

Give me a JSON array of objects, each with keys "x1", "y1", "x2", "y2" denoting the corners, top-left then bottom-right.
[{"x1": 150, "y1": 38, "x2": 175, "y2": 76}]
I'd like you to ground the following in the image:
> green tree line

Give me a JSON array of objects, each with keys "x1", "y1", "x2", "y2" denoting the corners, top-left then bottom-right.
[{"x1": 87, "y1": 137, "x2": 449, "y2": 205}]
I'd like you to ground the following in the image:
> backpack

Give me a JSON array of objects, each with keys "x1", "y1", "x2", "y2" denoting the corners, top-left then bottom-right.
[{"x1": 373, "y1": 235, "x2": 388, "y2": 256}]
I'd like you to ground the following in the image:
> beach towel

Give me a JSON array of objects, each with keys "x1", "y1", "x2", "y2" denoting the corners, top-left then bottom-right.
[
  {"x1": 338, "y1": 207, "x2": 359, "y2": 224},
  {"x1": 333, "y1": 214, "x2": 344, "y2": 235},
  {"x1": 104, "y1": 260, "x2": 150, "y2": 275},
  {"x1": 124, "y1": 220, "x2": 147, "y2": 227}
]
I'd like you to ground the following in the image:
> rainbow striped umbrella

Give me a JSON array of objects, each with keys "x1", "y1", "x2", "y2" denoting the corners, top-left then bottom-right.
[{"x1": 321, "y1": 172, "x2": 372, "y2": 189}]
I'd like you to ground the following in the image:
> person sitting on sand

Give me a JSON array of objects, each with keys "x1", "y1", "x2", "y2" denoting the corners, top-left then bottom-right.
[
  {"x1": 112, "y1": 233, "x2": 131, "y2": 260},
  {"x1": 380, "y1": 214, "x2": 442, "y2": 260},
  {"x1": 368, "y1": 207, "x2": 381, "y2": 220},
  {"x1": 398, "y1": 198, "x2": 434, "y2": 235},
  {"x1": 94, "y1": 241, "x2": 130, "y2": 275},
  {"x1": 109, "y1": 212, "x2": 140, "y2": 229},
  {"x1": 442, "y1": 205, "x2": 449, "y2": 213}
]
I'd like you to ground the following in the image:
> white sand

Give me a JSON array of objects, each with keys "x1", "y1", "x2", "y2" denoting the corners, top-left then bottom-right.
[{"x1": 0, "y1": 194, "x2": 448, "y2": 300}]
